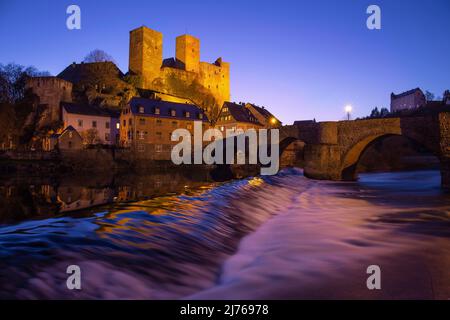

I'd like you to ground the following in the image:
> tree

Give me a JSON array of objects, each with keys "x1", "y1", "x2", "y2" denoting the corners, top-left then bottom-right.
[
  {"x1": 81, "y1": 128, "x2": 99, "y2": 145},
  {"x1": 0, "y1": 63, "x2": 50, "y2": 103},
  {"x1": 379, "y1": 107, "x2": 390, "y2": 117},
  {"x1": 83, "y1": 49, "x2": 114, "y2": 63},
  {"x1": 425, "y1": 90, "x2": 435, "y2": 102},
  {"x1": 369, "y1": 107, "x2": 380, "y2": 118}
]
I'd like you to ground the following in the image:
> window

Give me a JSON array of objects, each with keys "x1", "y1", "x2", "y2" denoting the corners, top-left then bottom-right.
[
  {"x1": 128, "y1": 119, "x2": 132, "y2": 126},
  {"x1": 187, "y1": 124, "x2": 192, "y2": 130},
  {"x1": 106, "y1": 121, "x2": 110, "y2": 129},
  {"x1": 116, "y1": 123, "x2": 120, "y2": 129},
  {"x1": 105, "y1": 133, "x2": 110, "y2": 141},
  {"x1": 156, "y1": 119, "x2": 162, "y2": 126},
  {"x1": 69, "y1": 131, "x2": 73, "y2": 138},
  {"x1": 68, "y1": 141, "x2": 72, "y2": 149},
  {"x1": 139, "y1": 118, "x2": 146, "y2": 125},
  {"x1": 137, "y1": 144, "x2": 145, "y2": 152},
  {"x1": 78, "y1": 119, "x2": 83, "y2": 127},
  {"x1": 220, "y1": 126, "x2": 224, "y2": 132},
  {"x1": 172, "y1": 121, "x2": 178, "y2": 127},
  {"x1": 123, "y1": 120, "x2": 126, "y2": 127},
  {"x1": 198, "y1": 113, "x2": 203, "y2": 120},
  {"x1": 138, "y1": 131, "x2": 145, "y2": 140},
  {"x1": 223, "y1": 107, "x2": 228, "y2": 112},
  {"x1": 139, "y1": 106, "x2": 145, "y2": 114},
  {"x1": 155, "y1": 108, "x2": 160, "y2": 115},
  {"x1": 185, "y1": 111, "x2": 190, "y2": 118},
  {"x1": 156, "y1": 132, "x2": 162, "y2": 140},
  {"x1": 92, "y1": 121, "x2": 97, "y2": 128},
  {"x1": 155, "y1": 144, "x2": 162, "y2": 153},
  {"x1": 171, "y1": 109, "x2": 176, "y2": 117}
]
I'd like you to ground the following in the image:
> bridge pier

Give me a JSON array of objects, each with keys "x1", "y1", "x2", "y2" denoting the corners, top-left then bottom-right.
[{"x1": 303, "y1": 144, "x2": 342, "y2": 180}]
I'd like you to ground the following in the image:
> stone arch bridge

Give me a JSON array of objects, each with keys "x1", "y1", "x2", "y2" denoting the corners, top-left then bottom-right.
[{"x1": 279, "y1": 112, "x2": 450, "y2": 189}]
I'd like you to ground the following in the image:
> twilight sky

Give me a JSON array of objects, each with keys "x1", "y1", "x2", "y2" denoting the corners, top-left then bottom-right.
[{"x1": 0, "y1": 0, "x2": 449, "y2": 123}]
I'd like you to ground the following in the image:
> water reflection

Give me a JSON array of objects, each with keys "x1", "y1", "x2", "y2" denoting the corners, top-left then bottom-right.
[{"x1": 0, "y1": 168, "x2": 214, "y2": 224}]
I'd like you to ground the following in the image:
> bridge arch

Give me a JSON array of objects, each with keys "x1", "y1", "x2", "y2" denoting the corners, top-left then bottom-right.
[
  {"x1": 279, "y1": 136, "x2": 307, "y2": 168},
  {"x1": 340, "y1": 133, "x2": 440, "y2": 181}
]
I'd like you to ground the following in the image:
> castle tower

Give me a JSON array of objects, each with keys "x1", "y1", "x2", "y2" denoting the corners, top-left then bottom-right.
[
  {"x1": 176, "y1": 34, "x2": 200, "y2": 73},
  {"x1": 25, "y1": 77, "x2": 73, "y2": 123},
  {"x1": 129, "y1": 26, "x2": 163, "y2": 87}
]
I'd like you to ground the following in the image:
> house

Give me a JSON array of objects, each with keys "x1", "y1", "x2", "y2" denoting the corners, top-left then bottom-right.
[
  {"x1": 215, "y1": 102, "x2": 264, "y2": 132},
  {"x1": 42, "y1": 126, "x2": 83, "y2": 151},
  {"x1": 119, "y1": 97, "x2": 210, "y2": 159},
  {"x1": 61, "y1": 103, "x2": 120, "y2": 145},
  {"x1": 390, "y1": 88, "x2": 426, "y2": 112},
  {"x1": 244, "y1": 103, "x2": 281, "y2": 128}
]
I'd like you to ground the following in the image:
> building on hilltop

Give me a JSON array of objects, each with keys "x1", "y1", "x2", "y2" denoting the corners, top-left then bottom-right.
[
  {"x1": 215, "y1": 102, "x2": 264, "y2": 132},
  {"x1": 128, "y1": 26, "x2": 230, "y2": 119},
  {"x1": 390, "y1": 88, "x2": 426, "y2": 113},
  {"x1": 25, "y1": 77, "x2": 73, "y2": 125},
  {"x1": 61, "y1": 102, "x2": 120, "y2": 145},
  {"x1": 119, "y1": 97, "x2": 210, "y2": 159}
]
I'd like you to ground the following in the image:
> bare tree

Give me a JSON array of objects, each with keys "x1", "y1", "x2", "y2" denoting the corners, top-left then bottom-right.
[
  {"x1": 0, "y1": 63, "x2": 50, "y2": 103},
  {"x1": 81, "y1": 128, "x2": 100, "y2": 145},
  {"x1": 425, "y1": 90, "x2": 435, "y2": 102},
  {"x1": 83, "y1": 50, "x2": 114, "y2": 63}
]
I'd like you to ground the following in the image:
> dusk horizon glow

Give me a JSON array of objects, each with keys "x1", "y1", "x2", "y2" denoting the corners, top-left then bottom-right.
[{"x1": 1, "y1": 0, "x2": 449, "y2": 123}]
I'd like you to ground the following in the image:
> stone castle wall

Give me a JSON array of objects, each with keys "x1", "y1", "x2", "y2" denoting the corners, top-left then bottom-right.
[
  {"x1": 129, "y1": 26, "x2": 230, "y2": 119},
  {"x1": 25, "y1": 77, "x2": 73, "y2": 125}
]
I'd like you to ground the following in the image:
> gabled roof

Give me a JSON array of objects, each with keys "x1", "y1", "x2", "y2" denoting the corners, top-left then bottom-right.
[
  {"x1": 246, "y1": 103, "x2": 279, "y2": 122},
  {"x1": 391, "y1": 88, "x2": 423, "y2": 99},
  {"x1": 62, "y1": 102, "x2": 119, "y2": 118},
  {"x1": 128, "y1": 97, "x2": 208, "y2": 122},
  {"x1": 221, "y1": 102, "x2": 262, "y2": 125}
]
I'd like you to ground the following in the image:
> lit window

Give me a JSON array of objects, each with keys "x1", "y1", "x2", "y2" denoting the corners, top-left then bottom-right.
[
  {"x1": 171, "y1": 109, "x2": 176, "y2": 117},
  {"x1": 155, "y1": 108, "x2": 160, "y2": 115},
  {"x1": 198, "y1": 113, "x2": 203, "y2": 120},
  {"x1": 138, "y1": 131, "x2": 145, "y2": 140},
  {"x1": 155, "y1": 144, "x2": 162, "y2": 153},
  {"x1": 220, "y1": 126, "x2": 224, "y2": 132},
  {"x1": 185, "y1": 111, "x2": 190, "y2": 118},
  {"x1": 139, "y1": 106, "x2": 145, "y2": 113},
  {"x1": 116, "y1": 123, "x2": 120, "y2": 129}
]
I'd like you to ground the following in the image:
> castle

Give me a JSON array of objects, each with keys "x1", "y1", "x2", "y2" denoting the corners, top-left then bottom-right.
[{"x1": 128, "y1": 26, "x2": 230, "y2": 117}]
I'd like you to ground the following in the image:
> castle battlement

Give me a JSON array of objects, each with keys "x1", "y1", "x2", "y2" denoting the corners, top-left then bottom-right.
[{"x1": 129, "y1": 26, "x2": 230, "y2": 118}]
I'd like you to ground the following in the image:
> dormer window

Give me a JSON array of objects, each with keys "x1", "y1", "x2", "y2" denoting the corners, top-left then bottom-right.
[
  {"x1": 185, "y1": 111, "x2": 190, "y2": 118},
  {"x1": 155, "y1": 107, "x2": 160, "y2": 115},
  {"x1": 198, "y1": 113, "x2": 203, "y2": 120},
  {"x1": 171, "y1": 109, "x2": 176, "y2": 117},
  {"x1": 138, "y1": 106, "x2": 145, "y2": 114}
]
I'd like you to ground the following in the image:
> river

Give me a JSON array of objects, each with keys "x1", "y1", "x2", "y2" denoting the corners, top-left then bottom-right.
[{"x1": 0, "y1": 168, "x2": 449, "y2": 299}]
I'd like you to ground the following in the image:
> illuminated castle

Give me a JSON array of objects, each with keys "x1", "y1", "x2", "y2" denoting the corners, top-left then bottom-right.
[{"x1": 128, "y1": 26, "x2": 230, "y2": 117}]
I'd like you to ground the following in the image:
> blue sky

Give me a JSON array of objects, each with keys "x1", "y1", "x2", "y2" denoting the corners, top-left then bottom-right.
[{"x1": 1, "y1": 0, "x2": 449, "y2": 123}]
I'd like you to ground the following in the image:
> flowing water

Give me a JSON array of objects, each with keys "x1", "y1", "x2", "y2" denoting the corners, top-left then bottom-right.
[{"x1": 0, "y1": 168, "x2": 449, "y2": 299}]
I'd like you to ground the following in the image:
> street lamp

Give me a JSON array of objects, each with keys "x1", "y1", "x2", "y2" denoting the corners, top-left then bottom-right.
[{"x1": 345, "y1": 105, "x2": 352, "y2": 121}]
